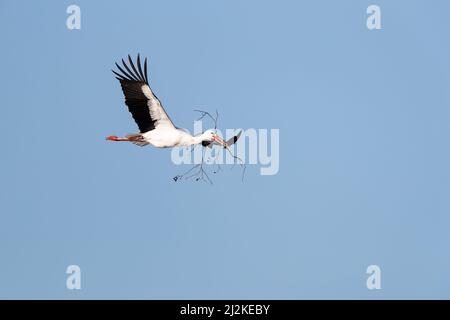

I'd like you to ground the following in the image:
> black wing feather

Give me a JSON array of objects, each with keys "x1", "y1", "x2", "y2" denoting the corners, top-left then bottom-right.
[
  {"x1": 121, "y1": 58, "x2": 139, "y2": 81},
  {"x1": 113, "y1": 54, "x2": 155, "y2": 133},
  {"x1": 137, "y1": 54, "x2": 146, "y2": 82},
  {"x1": 144, "y1": 58, "x2": 149, "y2": 84},
  {"x1": 115, "y1": 62, "x2": 135, "y2": 81},
  {"x1": 112, "y1": 70, "x2": 126, "y2": 81},
  {"x1": 128, "y1": 55, "x2": 143, "y2": 82}
]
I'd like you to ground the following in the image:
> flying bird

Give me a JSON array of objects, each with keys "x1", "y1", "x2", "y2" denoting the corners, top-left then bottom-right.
[{"x1": 106, "y1": 54, "x2": 229, "y2": 149}]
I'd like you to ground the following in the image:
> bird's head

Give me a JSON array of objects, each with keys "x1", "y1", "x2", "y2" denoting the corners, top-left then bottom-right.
[{"x1": 202, "y1": 129, "x2": 227, "y2": 147}]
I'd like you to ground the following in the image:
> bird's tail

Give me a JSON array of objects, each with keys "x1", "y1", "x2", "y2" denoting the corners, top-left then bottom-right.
[{"x1": 126, "y1": 133, "x2": 149, "y2": 147}]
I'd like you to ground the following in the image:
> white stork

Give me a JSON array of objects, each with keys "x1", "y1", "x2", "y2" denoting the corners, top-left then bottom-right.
[{"x1": 106, "y1": 54, "x2": 228, "y2": 148}]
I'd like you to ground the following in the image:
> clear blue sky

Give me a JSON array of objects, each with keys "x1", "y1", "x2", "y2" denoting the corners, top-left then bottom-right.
[{"x1": 0, "y1": 0, "x2": 449, "y2": 299}]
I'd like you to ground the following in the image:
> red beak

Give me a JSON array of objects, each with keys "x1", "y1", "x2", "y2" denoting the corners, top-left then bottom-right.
[{"x1": 212, "y1": 134, "x2": 227, "y2": 148}]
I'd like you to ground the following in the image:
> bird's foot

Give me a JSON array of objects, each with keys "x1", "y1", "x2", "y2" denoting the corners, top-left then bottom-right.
[{"x1": 106, "y1": 135, "x2": 130, "y2": 141}]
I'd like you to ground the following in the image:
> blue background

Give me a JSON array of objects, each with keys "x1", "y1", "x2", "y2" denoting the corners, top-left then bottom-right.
[{"x1": 0, "y1": 0, "x2": 449, "y2": 299}]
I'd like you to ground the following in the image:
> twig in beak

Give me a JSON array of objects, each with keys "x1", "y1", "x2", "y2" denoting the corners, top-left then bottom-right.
[
  {"x1": 173, "y1": 147, "x2": 213, "y2": 184},
  {"x1": 194, "y1": 109, "x2": 219, "y2": 129},
  {"x1": 223, "y1": 144, "x2": 246, "y2": 183},
  {"x1": 173, "y1": 109, "x2": 245, "y2": 184},
  {"x1": 212, "y1": 134, "x2": 227, "y2": 148}
]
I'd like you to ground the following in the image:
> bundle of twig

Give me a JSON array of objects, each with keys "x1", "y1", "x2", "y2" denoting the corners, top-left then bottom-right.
[{"x1": 173, "y1": 110, "x2": 245, "y2": 184}]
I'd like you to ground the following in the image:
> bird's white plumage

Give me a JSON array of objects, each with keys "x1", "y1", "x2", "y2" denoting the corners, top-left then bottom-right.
[
  {"x1": 142, "y1": 128, "x2": 216, "y2": 148},
  {"x1": 141, "y1": 85, "x2": 175, "y2": 130}
]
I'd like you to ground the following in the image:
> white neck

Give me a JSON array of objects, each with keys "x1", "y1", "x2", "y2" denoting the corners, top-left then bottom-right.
[
  {"x1": 190, "y1": 132, "x2": 208, "y2": 145},
  {"x1": 177, "y1": 131, "x2": 208, "y2": 147}
]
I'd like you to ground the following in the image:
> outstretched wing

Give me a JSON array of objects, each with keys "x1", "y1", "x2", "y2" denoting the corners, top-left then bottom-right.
[{"x1": 112, "y1": 54, "x2": 175, "y2": 133}]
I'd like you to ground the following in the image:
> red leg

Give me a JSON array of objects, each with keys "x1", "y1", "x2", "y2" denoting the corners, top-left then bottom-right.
[{"x1": 106, "y1": 136, "x2": 130, "y2": 141}]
